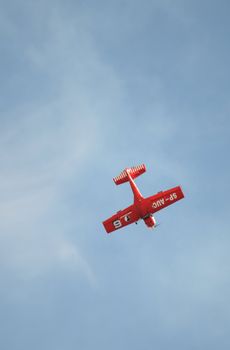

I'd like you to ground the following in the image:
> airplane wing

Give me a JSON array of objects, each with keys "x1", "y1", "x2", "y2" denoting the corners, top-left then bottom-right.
[
  {"x1": 103, "y1": 204, "x2": 140, "y2": 234},
  {"x1": 146, "y1": 186, "x2": 184, "y2": 214}
]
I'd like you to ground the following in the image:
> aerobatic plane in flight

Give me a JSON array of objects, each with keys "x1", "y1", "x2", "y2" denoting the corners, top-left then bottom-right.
[{"x1": 103, "y1": 164, "x2": 184, "y2": 233}]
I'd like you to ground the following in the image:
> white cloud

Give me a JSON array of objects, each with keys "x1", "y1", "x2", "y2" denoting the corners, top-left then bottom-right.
[
  {"x1": 0, "y1": 109, "x2": 97, "y2": 284},
  {"x1": 0, "y1": 4, "x2": 125, "y2": 286}
]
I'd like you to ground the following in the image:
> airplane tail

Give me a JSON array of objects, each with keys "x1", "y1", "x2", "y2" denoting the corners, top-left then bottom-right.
[{"x1": 113, "y1": 164, "x2": 146, "y2": 185}]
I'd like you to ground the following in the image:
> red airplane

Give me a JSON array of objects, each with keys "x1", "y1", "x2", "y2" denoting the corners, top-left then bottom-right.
[{"x1": 103, "y1": 164, "x2": 184, "y2": 233}]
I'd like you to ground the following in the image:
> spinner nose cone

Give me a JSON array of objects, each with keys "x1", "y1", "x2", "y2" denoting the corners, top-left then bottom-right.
[{"x1": 143, "y1": 215, "x2": 156, "y2": 229}]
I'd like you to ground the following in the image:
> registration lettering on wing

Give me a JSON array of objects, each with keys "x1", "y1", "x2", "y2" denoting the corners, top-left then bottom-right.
[
  {"x1": 152, "y1": 198, "x2": 165, "y2": 209},
  {"x1": 152, "y1": 193, "x2": 177, "y2": 209}
]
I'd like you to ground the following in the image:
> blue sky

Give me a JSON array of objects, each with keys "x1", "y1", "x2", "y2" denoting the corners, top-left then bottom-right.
[{"x1": 1, "y1": 0, "x2": 230, "y2": 349}]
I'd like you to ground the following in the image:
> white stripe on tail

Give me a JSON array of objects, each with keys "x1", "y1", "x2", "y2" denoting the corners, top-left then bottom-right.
[{"x1": 113, "y1": 164, "x2": 146, "y2": 185}]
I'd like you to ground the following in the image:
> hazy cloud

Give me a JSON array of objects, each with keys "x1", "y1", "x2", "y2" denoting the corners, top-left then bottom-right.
[{"x1": 1, "y1": 1, "x2": 230, "y2": 350}]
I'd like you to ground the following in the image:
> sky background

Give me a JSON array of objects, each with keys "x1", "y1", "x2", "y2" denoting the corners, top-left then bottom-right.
[{"x1": 1, "y1": 0, "x2": 230, "y2": 349}]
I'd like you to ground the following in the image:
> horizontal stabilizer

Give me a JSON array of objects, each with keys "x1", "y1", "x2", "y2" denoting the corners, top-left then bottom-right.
[{"x1": 113, "y1": 164, "x2": 146, "y2": 185}]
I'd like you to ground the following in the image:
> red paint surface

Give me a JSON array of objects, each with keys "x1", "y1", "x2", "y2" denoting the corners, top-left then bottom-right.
[{"x1": 103, "y1": 164, "x2": 184, "y2": 233}]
